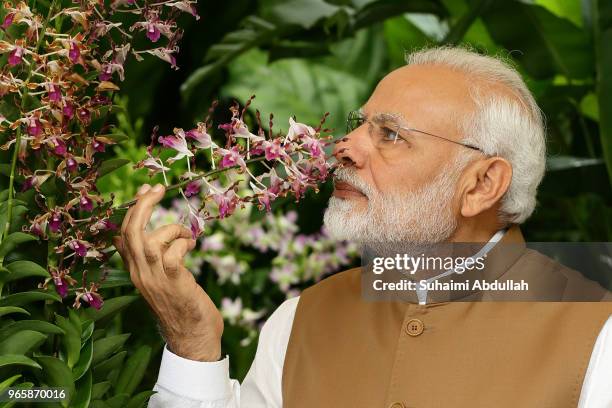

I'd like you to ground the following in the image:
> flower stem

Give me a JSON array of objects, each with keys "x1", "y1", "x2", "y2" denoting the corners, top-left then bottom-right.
[{"x1": 118, "y1": 156, "x2": 266, "y2": 208}]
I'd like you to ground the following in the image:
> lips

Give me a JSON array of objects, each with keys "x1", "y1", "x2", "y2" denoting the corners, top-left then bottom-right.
[{"x1": 333, "y1": 180, "x2": 366, "y2": 199}]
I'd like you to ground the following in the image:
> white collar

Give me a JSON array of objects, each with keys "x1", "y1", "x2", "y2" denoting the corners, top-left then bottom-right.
[{"x1": 416, "y1": 229, "x2": 508, "y2": 305}]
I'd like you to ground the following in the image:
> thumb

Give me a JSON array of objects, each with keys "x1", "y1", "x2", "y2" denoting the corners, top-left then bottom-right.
[{"x1": 112, "y1": 236, "x2": 126, "y2": 258}]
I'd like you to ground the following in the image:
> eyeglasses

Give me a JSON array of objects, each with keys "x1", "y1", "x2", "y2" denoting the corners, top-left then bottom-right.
[{"x1": 345, "y1": 110, "x2": 483, "y2": 153}]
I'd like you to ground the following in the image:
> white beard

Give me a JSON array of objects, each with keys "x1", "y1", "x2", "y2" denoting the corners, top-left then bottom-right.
[{"x1": 323, "y1": 159, "x2": 466, "y2": 251}]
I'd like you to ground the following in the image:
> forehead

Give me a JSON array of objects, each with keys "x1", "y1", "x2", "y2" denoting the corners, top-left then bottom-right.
[{"x1": 363, "y1": 64, "x2": 477, "y2": 138}]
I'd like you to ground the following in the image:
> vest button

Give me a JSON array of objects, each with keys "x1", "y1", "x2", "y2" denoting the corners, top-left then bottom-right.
[
  {"x1": 405, "y1": 318, "x2": 424, "y2": 336},
  {"x1": 389, "y1": 403, "x2": 406, "y2": 408}
]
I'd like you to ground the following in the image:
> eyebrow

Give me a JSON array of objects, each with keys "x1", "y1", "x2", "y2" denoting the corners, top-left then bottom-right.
[{"x1": 370, "y1": 112, "x2": 406, "y2": 127}]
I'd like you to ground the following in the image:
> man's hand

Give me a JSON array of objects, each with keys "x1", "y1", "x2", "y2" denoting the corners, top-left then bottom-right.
[{"x1": 113, "y1": 183, "x2": 223, "y2": 362}]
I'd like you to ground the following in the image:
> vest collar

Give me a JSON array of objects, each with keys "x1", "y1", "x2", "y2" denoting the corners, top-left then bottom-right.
[{"x1": 362, "y1": 225, "x2": 528, "y2": 304}]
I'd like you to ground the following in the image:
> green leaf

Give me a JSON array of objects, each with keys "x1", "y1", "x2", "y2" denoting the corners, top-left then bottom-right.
[
  {"x1": 0, "y1": 232, "x2": 37, "y2": 258},
  {"x1": 35, "y1": 356, "x2": 75, "y2": 408},
  {"x1": 272, "y1": 0, "x2": 341, "y2": 29},
  {"x1": 90, "y1": 401, "x2": 112, "y2": 408},
  {"x1": 91, "y1": 381, "x2": 111, "y2": 400},
  {"x1": 3, "y1": 260, "x2": 49, "y2": 283},
  {"x1": 91, "y1": 334, "x2": 130, "y2": 365},
  {"x1": 81, "y1": 320, "x2": 95, "y2": 342},
  {"x1": 0, "y1": 291, "x2": 61, "y2": 307},
  {"x1": 55, "y1": 314, "x2": 81, "y2": 368},
  {"x1": 72, "y1": 337, "x2": 93, "y2": 381},
  {"x1": 114, "y1": 345, "x2": 152, "y2": 397},
  {"x1": 125, "y1": 390, "x2": 156, "y2": 408},
  {"x1": 594, "y1": 0, "x2": 612, "y2": 186},
  {"x1": 0, "y1": 306, "x2": 30, "y2": 318},
  {"x1": 481, "y1": 2, "x2": 593, "y2": 79},
  {"x1": 0, "y1": 320, "x2": 64, "y2": 339},
  {"x1": 81, "y1": 295, "x2": 138, "y2": 323},
  {"x1": 0, "y1": 354, "x2": 41, "y2": 369},
  {"x1": 0, "y1": 330, "x2": 47, "y2": 355},
  {"x1": 0, "y1": 375, "x2": 21, "y2": 394},
  {"x1": 68, "y1": 309, "x2": 82, "y2": 335},
  {"x1": 181, "y1": 17, "x2": 282, "y2": 100},
  {"x1": 99, "y1": 133, "x2": 129, "y2": 143},
  {"x1": 97, "y1": 159, "x2": 130, "y2": 178},
  {"x1": 580, "y1": 92, "x2": 599, "y2": 121},
  {"x1": 71, "y1": 371, "x2": 92, "y2": 408},
  {"x1": 547, "y1": 156, "x2": 604, "y2": 171},
  {"x1": 105, "y1": 394, "x2": 129, "y2": 408},
  {"x1": 92, "y1": 351, "x2": 126, "y2": 382}
]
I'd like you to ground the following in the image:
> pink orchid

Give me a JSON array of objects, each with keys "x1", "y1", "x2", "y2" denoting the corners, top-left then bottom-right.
[
  {"x1": 302, "y1": 136, "x2": 325, "y2": 158},
  {"x1": 257, "y1": 189, "x2": 277, "y2": 212},
  {"x1": 147, "y1": 23, "x2": 161, "y2": 42},
  {"x1": 158, "y1": 128, "x2": 193, "y2": 162},
  {"x1": 218, "y1": 146, "x2": 246, "y2": 170},
  {"x1": 26, "y1": 117, "x2": 42, "y2": 136},
  {"x1": 48, "y1": 84, "x2": 62, "y2": 102},
  {"x1": 286, "y1": 117, "x2": 316, "y2": 142},
  {"x1": 92, "y1": 139, "x2": 105, "y2": 152},
  {"x1": 212, "y1": 189, "x2": 239, "y2": 218},
  {"x1": 189, "y1": 209, "x2": 205, "y2": 238},
  {"x1": 185, "y1": 180, "x2": 201, "y2": 197},
  {"x1": 49, "y1": 212, "x2": 62, "y2": 232},
  {"x1": 89, "y1": 218, "x2": 117, "y2": 234},
  {"x1": 79, "y1": 192, "x2": 93, "y2": 211},
  {"x1": 81, "y1": 290, "x2": 103, "y2": 309},
  {"x1": 263, "y1": 139, "x2": 285, "y2": 161},
  {"x1": 8, "y1": 46, "x2": 24, "y2": 66},
  {"x1": 68, "y1": 239, "x2": 89, "y2": 257},
  {"x1": 167, "y1": 1, "x2": 200, "y2": 20},
  {"x1": 267, "y1": 169, "x2": 285, "y2": 195},
  {"x1": 52, "y1": 273, "x2": 69, "y2": 298},
  {"x1": 1, "y1": 13, "x2": 14, "y2": 30},
  {"x1": 186, "y1": 127, "x2": 213, "y2": 149},
  {"x1": 63, "y1": 102, "x2": 75, "y2": 119},
  {"x1": 140, "y1": 155, "x2": 170, "y2": 175},
  {"x1": 68, "y1": 42, "x2": 80, "y2": 63},
  {"x1": 66, "y1": 157, "x2": 78, "y2": 172},
  {"x1": 52, "y1": 138, "x2": 67, "y2": 156}
]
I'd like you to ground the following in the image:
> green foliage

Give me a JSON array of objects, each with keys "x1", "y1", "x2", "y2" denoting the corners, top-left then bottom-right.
[
  {"x1": 0, "y1": 104, "x2": 155, "y2": 407},
  {"x1": 1, "y1": 0, "x2": 612, "y2": 405}
]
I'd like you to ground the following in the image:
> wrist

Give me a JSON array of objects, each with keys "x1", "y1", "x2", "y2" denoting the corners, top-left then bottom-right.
[{"x1": 163, "y1": 326, "x2": 223, "y2": 362}]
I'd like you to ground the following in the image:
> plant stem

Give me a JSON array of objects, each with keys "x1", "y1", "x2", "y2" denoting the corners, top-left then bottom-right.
[{"x1": 117, "y1": 156, "x2": 266, "y2": 208}]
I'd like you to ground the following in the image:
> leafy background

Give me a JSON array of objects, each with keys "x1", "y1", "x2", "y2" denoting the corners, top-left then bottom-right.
[{"x1": 1, "y1": 0, "x2": 612, "y2": 406}]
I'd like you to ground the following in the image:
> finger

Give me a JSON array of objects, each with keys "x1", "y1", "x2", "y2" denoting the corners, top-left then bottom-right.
[
  {"x1": 162, "y1": 238, "x2": 197, "y2": 278},
  {"x1": 113, "y1": 236, "x2": 143, "y2": 288},
  {"x1": 129, "y1": 184, "x2": 166, "y2": 232},
  {"x1": 112, "y1": 236, "x2": 126, "y2": 258},
  {"x1": 148, "y1": 224, "x2": 192, "y2": 249},
  {"x1": 121, "y1": 184, "x2": 151, "y2": 238}
]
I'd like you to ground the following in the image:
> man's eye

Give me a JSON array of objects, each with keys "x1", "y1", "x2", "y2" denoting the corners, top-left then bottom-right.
[{"x1": 380, "y1": 127, "x2": 401, "y2": 142}]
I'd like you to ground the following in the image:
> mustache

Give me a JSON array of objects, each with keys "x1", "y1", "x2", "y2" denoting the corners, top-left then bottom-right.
[{"x1": 332, "y1": 167, "x2": 374, "y2": 197}]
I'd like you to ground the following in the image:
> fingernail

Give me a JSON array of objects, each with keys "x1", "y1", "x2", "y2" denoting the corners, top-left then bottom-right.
[
  {"x1": 138, "y1": 184, "x2": 151, "y2": 195},
  {"x1": 152, "y1": 184, "x2": 163, "y2": 193}
]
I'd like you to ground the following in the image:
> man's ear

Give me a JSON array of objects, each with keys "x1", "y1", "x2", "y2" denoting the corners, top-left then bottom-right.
[{"x1": 459, "y1": 157, "x2": 512, "y2": 218}]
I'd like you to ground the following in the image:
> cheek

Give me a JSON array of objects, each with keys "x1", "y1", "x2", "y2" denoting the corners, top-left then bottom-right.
[{"x1": 370, "y1": 154, "x2": 445, "y2": 194}]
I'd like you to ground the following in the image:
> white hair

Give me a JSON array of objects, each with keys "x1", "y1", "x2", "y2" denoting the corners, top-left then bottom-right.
[{"x1": 406, "y1": 46, "x2": 546, "y2": 224}]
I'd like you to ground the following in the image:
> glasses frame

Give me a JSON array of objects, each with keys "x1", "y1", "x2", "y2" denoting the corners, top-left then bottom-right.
[{"x1": 346, "y1": 110, "x2": 483, "y2": 153}]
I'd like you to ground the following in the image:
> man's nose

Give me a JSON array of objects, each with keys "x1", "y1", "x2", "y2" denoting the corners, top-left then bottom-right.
[{"x1": 332, "y1": 128, "x2": 367, "y2": 168}]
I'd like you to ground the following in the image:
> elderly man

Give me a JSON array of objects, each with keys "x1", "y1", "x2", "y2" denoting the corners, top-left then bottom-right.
[{"x1": 115, "y1": 47, "x2": 612, "y2": 407}]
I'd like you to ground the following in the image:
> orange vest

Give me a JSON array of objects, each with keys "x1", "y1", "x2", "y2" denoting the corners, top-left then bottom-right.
[{"x1": 282, "y1": 228, "x2": 612, "y2": 408}]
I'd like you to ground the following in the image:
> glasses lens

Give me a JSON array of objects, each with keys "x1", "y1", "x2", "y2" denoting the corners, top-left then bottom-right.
[{"x1": 346, "y1": 111, "x2": 364, "y2": 133}]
